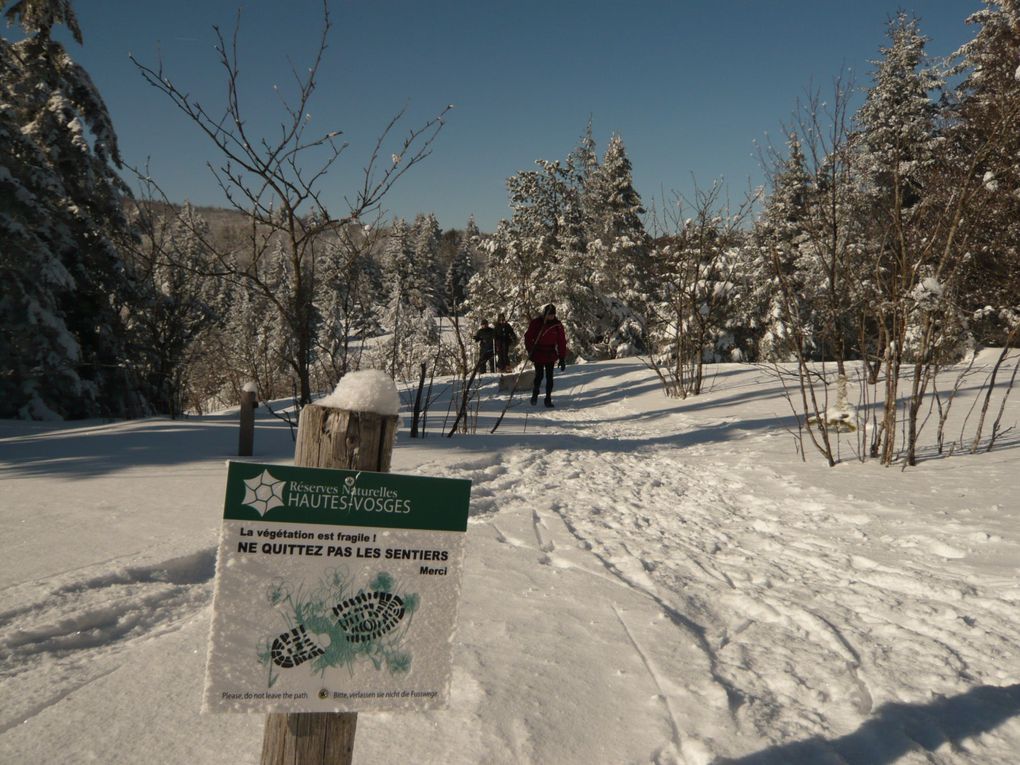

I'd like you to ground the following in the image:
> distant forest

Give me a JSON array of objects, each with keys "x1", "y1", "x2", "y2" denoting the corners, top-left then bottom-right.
[{"x1": 2, "y1": 0, "x2": 1017, "y2": 466}]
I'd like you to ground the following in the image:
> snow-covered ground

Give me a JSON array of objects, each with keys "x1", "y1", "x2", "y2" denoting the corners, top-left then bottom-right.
[{"x1": 2, "y1": 354, "x2": 1019, "y2": 764}]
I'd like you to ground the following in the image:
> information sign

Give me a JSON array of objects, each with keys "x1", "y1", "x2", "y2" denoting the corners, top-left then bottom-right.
[{"x1": 203, "y1": 461, "x2": 471, "y2": 713}]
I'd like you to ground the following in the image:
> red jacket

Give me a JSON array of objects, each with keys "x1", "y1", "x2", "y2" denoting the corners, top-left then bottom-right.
[{"x1": 524, "y1": 316, "x2": 567, "y2": 365}]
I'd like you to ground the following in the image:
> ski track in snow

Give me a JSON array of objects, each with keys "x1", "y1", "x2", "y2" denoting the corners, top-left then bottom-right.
[
  {"x1": 0, "y1": 549, "x2": 216, "y2": 732},
  {"x1": 613, "y1": 602, "x2": 686, "y2": 754},
  {"x1": 428, "y1": 388, "x2": 1020, "y2": 762}
]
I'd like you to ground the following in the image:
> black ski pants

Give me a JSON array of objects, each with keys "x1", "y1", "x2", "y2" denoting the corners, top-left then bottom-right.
[{"x1": 532, "y1": 362, "x2": 555, "y2": 398}]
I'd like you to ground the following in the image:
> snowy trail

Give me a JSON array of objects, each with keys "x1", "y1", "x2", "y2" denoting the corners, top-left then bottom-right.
[
  {"x1": 422, "y1": 385, "x2": 1020, "y2": 764},
  {"x1": 3, "y1": 358, "x2": 1020, "y2": 764}
]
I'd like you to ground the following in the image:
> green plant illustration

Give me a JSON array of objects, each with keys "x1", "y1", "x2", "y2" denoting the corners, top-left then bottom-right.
[{"x1": 256, "y1": 567, "x2": 419, "y2": 688}]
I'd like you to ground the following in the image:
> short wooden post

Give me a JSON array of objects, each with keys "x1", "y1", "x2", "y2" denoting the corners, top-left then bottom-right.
[
  {"x1": 260, "y1": 403, "x2": 399, "y2": 765},
  {"x1": 410, "y1": 361, "x2": 427, "y2": 438},
  {"x1": 238, "y1": 389, "x2": 257, "y2": 456}
]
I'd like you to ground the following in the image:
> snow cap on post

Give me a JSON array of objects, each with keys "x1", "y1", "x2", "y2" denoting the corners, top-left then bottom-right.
[
  {"x1": 318, "y1": 370, "x2": 399, "y2": 415},
  {"x1": 242, "y1": 381, "x2": 258, "y2": 394}
]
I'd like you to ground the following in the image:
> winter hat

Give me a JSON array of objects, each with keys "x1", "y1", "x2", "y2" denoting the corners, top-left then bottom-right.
[{"x1": 543, "y1": 304, "x2": 556, "y2": 316}]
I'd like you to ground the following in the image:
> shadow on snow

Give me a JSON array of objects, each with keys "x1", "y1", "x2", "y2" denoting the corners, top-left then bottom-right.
[
  {"x1": 718, "y1": 683, "x2": 1020, "y2": 765},
  {"x1": 0, "y1": 407, "x2": 297, "y2": 478}
]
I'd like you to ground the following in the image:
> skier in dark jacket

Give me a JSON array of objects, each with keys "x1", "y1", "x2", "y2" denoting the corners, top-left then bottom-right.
[
  {"x1": 494, "y1": 313, "x2": 517, "y2": 372},
  {"x1": 474, "y1": 319, "x2": 496, "y2": 373},
  {"x1": 524, "y1": 304, "x2": 568, "y2": 407}
]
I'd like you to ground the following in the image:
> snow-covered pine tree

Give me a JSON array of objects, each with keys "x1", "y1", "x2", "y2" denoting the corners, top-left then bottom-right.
[
  {"x1": 469, "y1": 127, "x2": 654, "y2": 360},
  {"x1": 771, "y1": 75, "x2": 864, "y2": 381},
  {"x1": 951, "y1": 0, "x2": 1020, "y2": 344},
  {"x1": 468, "y1": 161, "x2": 567, "y2": 330},
  {"x1": 221, "y1": 255, "x2": 290, "y2": 405},
  {"x1": 582, "y1": 133, "x2": 651, "y2": 356},
  {"x1": 313, "y1": 226, "x2": 383, "y2": 389},
  {"x1": 855, "y1": 12, "x2": 956, "y2": 465},
  {"x1": 752, "y1": 133, "x2": 812, "y2": 361},
  {"x1": 375, "y1": 218, "x2": 440, "y2": 380},
  {"x1": 464, "y1": 221, "x2": 512, "y2": 323},
  {"x1": 856, "y1": 12, "x2": 941, "y2": 218},
  {"x1": 410, "y1": 212, "x2": 443, "y2": 315},
  {"x1": 0, "y1": 0, "x2": 140, "y2": 419},
  {"x1": 517, "y1": 154, "x2": 617, "y2": 360},
  {"x1": 130, "y1": 203, "x2": 231, "y2": 417},
  {"x1": 541, "y1": 169, "x2": 591, "y2": 354},
  {"x1": 585, "y1": 135, "x2": 648, "y2": 296},
  {"x1": 444, "y1": 217, "x2": 478, "y2": 315},
  {"x1": 558, "y1": 120, "x2": 603, "y2": 344},
  {"x1": 0, "y1": 51, "x2": 78, "y2": 418},
  {"x1": 569, "y1": 117, "x2": 599, "y2": 193},
  {"x1": 372, "y1": 279, "x2": 439, "y2": 382},
  {"x1": 382, "y1": 218, "x2": 414, "y2": 303},
  {"x1": 440, "y1": 219, "x2": 481, "y2": 377}
]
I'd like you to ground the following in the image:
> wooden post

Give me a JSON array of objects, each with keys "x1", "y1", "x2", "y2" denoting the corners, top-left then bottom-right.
[
  {"x1": 410, "y1": 361, "x2": 427, "y2": 438},
  {"x1": 260, "y1": 403, "x2": 399, "y2": 765},
  {"x1": 238, "y1": 389, "x2": 257, "y2": 457}
]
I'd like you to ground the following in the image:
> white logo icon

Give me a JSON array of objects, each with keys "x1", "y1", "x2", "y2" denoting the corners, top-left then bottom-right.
[{"x1": 242, "y1": 469, "x2": 287, "y2": 516}]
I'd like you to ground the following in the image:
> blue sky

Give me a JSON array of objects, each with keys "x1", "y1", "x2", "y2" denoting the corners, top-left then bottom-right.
[{"x1": 57, "y1": 1, "x2": 978, "y2": 232}]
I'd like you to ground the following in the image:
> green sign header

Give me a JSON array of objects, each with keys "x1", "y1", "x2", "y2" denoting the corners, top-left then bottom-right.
[{"x1": 224, "y1": 462, "x2": 471, "y2": 532}]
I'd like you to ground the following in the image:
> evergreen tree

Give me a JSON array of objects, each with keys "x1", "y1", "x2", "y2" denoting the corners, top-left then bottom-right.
[
  {"x1": 444, "y1": 217, "x2": 478, "y2": 314},
  {"x1": 582, "y1": 133, "x2": 650, "y2": 355},
  {"x1": 855, "y1": 13, "x2": 957, "y2": 464},
  {"x1": 853, "y1": 12, "x2": 945, "y2": 371},
  {"x1": 856, "y1": 12, "x2": 941, "y2": 213},
  {"x1": 468, "y1": 126, "x2": 653, "y2": 360},
  {"x1": 314, "y1": 229, "x2": 383, "y2": 388},
  {"x1": 569, "y1": 117, "x2": 599, "y2": 192},
  {"x1": 410, "y1": 212, "x2": 442, "y2": 314},
  {"x1": 952, "y1": 0, "x2": 1020, "y2": 342},
  {"x1": 0, "y1": 0, "x2": 140, "y2": 418},
  {"x1": 465, "y1": 220, "x2": 526, "y2": 325},
  {"x1": 586, "y1": 134, "x2": 649, "y2": 298},
  {"x1": 374, "y1": 280, "x2": 439, "y2": 381},
  {"x1": 376, "y1": 217, "x2": 440, "y2": 379},
  {"x1": 470, "y1": 160, "x2": 569, "y2": 328},
  {"x1": 0, "y1": 65, "x2": 78, "y2": 418},
  {"x1": 764, "y1": 75, "x2": 865, "y2": 374},
  {"x1": 536, "y1": 159, "x2": 592, "y2": 354},
  {"x1": 223, "y1": 271, "x2": 289, "y2": 403},
  {"x1": 131, "y1": 203, "x2": 231, "y2": 417},
  {"x1": 382, "y1": 218, "x2": 417, "y2": 314},
  {"x1": 752, "y1": 133, "x2": 813, "y2": 361}
]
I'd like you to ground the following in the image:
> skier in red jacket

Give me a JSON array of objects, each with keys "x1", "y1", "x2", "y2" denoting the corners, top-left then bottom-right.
[{"x1": 524, "y1": 304, "x2": 568, "y2": 407}]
